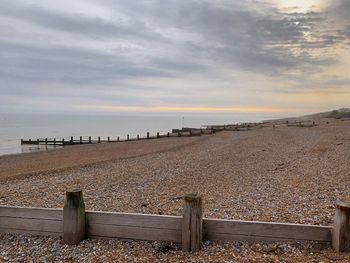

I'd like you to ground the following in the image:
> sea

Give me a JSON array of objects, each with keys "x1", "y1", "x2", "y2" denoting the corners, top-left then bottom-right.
[{"x1": 0, "y1": 113, "x2": 287, "y2": 156}]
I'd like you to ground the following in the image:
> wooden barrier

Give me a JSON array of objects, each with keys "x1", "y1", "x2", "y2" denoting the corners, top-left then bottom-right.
[
  {"x1": 63, "y1": 190, "x2": 85, "y2": 245},
  {"x1": 0, "y1": 191, "x2": 340, "y2": 252},
  {"x1": 182, "y1": 193, "x2": 202, "y2": 252},
  {"x1": 86, "y1": 211, "x2": 181, "y2": 242},
  {"x1": 0, "y1": 206, "x2": 62, "y2": 236},
  {"x1": 332, "y1": 201, "x2": 350, "y2": 252},
  {"x1": 204, "y1": 219, "x2": 331, "y2": 243}
]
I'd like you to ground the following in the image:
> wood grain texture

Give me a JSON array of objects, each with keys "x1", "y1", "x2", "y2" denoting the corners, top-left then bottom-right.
[
  {"x1": 203, "y1": 218, "x2": 332, "y2": 242},
  {"x1": 0, "y1": 206, "x2": 62, "y2": 220},
  {"x1": 63, "y1": 190, "x2": 85, "y2": 245},
  {"x1": 86, "y1": 211, "x2": 181, "y2": 229},
  {"x1": 86, "y1": 211, "x2": 182, "y2": 242},
  {"x1": 0, "y1": 217, "x2": 62, "y2": 234},
  {"x1": 182, "y1": 194, "x2": 203, "y2": 252},
  {"x1": 87, "y1": 224, "x2": 181, "y2": 242},
  {"x1": 332, "y1": 201, "x2": 350, "y2": 252}
]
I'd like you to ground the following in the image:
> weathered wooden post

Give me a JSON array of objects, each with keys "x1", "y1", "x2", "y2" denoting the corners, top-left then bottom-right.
[
  {"x1": 54, "y1": 138, "x2": 56, "y2": 145},
  {"x1": 137, "y1": 135, "x2": 139, "y2": 140},
  {"x1": 63, "y1": 189, "x2": 85, "y2": 245},
  {"x1": 147, "y1": 132, "x2": 149, "y2": 139},
  {"x1": 45, "y1": 138, "x2": 47, "y2": 145},
  {"x1": 98, "y1": 136, "x2": 101, "y2": 143},
  {"x1": 157, "y1": 132, "x2": 160, "y2": 138},
  {"x1": 108, "y1": 136, "x2": 110, "y2": 142},
  {"x1": 37, "y1": 138, "x2": 39, "y2": 144},
  {"x1": 332, "y1": 201, "x2": 350, "y2": 252},
  {"x1": 127, "y1": 134, "x2": 129, "y2": 141},
  {"x1": 80, "y1": 136, "x2": 82, "y2": 144},
  {"x1": 89, "y1": 136, "x2": 91, "y2": 143},
  {"x1": 62, "y1": 138, "x2": 65, "y2": 145},
  {"x1": 71, "y1": 136, "x2": 73, "y2": 143},
  {"x1": 117, "y1": 136, "x2": 119, "y2": 142},
  {"x1": 182, "y1": 193, "x2": 202, "y2": 252}
]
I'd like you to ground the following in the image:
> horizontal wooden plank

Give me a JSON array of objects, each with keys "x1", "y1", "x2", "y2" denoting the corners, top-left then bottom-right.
[
  {"x1": 204, "y1": 232, "x2": 321, "y2": 243},
  {"x1": 86, "y1": 211, "x2": 181, "y2": 230},
  {"x1": 0, "y1": 206, "x2": 63, "y2": 220},
  {"x1": 203, "y1": 219, "x2": 332, "y2": 242},
  {"x1": 87, "y1": 223, "x2": 181, "y2": 243},
  {"x1": 0, "y1": 217, "x2": 62, "y2": 233},
  {"x1": 0, "y1": 227, "x2": 62, "y2": 236}
]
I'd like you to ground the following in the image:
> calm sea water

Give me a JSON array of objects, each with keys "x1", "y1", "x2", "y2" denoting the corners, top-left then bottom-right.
[{"x1": 0, "y1": 113, "x2": 285, "y2": 156}]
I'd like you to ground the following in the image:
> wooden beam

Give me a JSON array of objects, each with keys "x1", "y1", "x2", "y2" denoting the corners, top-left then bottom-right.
[
  {"x1": 63, "y1": 189, "x2": 85, "y2": 245},
  {"x1": 204, "y1": 218, "x2": 332, "y2": 242},
  {"x1": 332, "y1": 201, "x2": 350, "y2": 252},
  {"x1": 182, "y1": 193, "x2": 203, "y2": 252}
]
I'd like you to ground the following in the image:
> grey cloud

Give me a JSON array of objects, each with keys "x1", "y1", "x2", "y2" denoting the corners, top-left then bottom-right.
[
  {"x1": 0, "y1": 1, "x2": 164, "y2": 42},
  {"x1": 0, "y1": 0, "x2": 349, "y2": 113},
  {"x1": 0, "y1": 40, "x2": 172, "y2": 86}
]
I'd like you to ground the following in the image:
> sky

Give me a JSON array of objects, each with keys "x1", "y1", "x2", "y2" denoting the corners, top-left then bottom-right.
[{"x1": 0, "y1": 0, "x2": 349, "y2": 116}]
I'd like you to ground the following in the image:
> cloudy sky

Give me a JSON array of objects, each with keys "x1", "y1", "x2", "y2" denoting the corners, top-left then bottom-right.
[{"x1": 0, "y1": 0, "x2": 349, "y2": 116}]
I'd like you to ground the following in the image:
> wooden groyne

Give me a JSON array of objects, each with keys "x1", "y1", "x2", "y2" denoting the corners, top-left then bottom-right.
[
  {"x1": 2, "y1": 190, "x2": 349, "y2": 253},
  {"x1": 20, "y1": 120, "x2": 318, "y2": 146},
  {"x1": 21, "y1": 129, "x2": 212, "y2": 146}
]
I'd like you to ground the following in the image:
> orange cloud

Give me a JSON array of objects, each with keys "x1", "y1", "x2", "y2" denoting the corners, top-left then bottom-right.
[{"x1": 78, "y1": 105, "x2": 300, "y2": 113}]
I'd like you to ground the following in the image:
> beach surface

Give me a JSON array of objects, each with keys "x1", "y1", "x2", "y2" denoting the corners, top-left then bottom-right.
[{"x1": 1, "y1": 118, "x2": 349, "y2": 262}]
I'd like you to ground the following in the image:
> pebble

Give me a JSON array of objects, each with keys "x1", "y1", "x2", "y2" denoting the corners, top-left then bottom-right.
[{"x1": 0, "y1": 118, "x2": 349, "y2": 261}]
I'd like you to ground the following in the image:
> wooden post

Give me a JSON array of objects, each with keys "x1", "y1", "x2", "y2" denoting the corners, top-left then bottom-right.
[
  {"x1": 21, "y1": 139, "x2": 23, "y2": 144},
  {"x1": 54, "y1": 138, "x2": 56, "y2": 145},
  {"x1": 167, "y1": 132, "x2": 170, "y2": 137},
  {"x1": 71, "y1": 136, "x2": 73, "y2": 143},
  {"x1": 147, "y1": 132, "x2": 149, "y2": 139},
  {"x1": 332, "y1": 201, "x2": 350, "y2": 252},
  {"x1": 80, "y1": 136, "x2": 82, "y2": 144},
  {"x1": 108, "y1": 136, "x2": 110, "y2": 142},
  {"x1": 98, "y1": 136, "x2": 101, "y2": 143},
  {"x1": 62, "y1": 138, "x2": 65, "y2": 145},
  {"x1": 45, "y1": 138, "x2": 47, "y2": 145},
  {"x1": 89, "y1": 136, "x2": 91, "y2": 143},
  {"x1": 189, "y1": 130, "x2": 192, "y2": 137},
  {"x1": 157, "y1": 132, "x2": 160, "y2": 138},
  {"x1": 127, "y1": 134, "x2": 129, "y2": 141},
  {"x1": 37, "y1": 138, "x2": 39, "y2": 144},
  {"x1": 137, "y1": 135, "x2": 139, "y2": 140},
  {"x1": 63, "y1": 189, "x2": 85, "y2": 245},
  {"x1": 182, "y1": 193, "x2": 202, "y2": 252},
  {"x1": 117, "y1": 136, "x2": 119, "y2": 142}
]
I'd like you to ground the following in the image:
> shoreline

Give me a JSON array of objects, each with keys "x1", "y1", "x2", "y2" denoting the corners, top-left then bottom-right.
[{"x1": 1, "y1": 117, "x2": 349, "y2": 261}]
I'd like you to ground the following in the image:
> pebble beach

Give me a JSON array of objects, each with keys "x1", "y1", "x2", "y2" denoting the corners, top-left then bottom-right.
[{"x1": 1, "y1": 118, "x2": 349, "y2": 262}]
